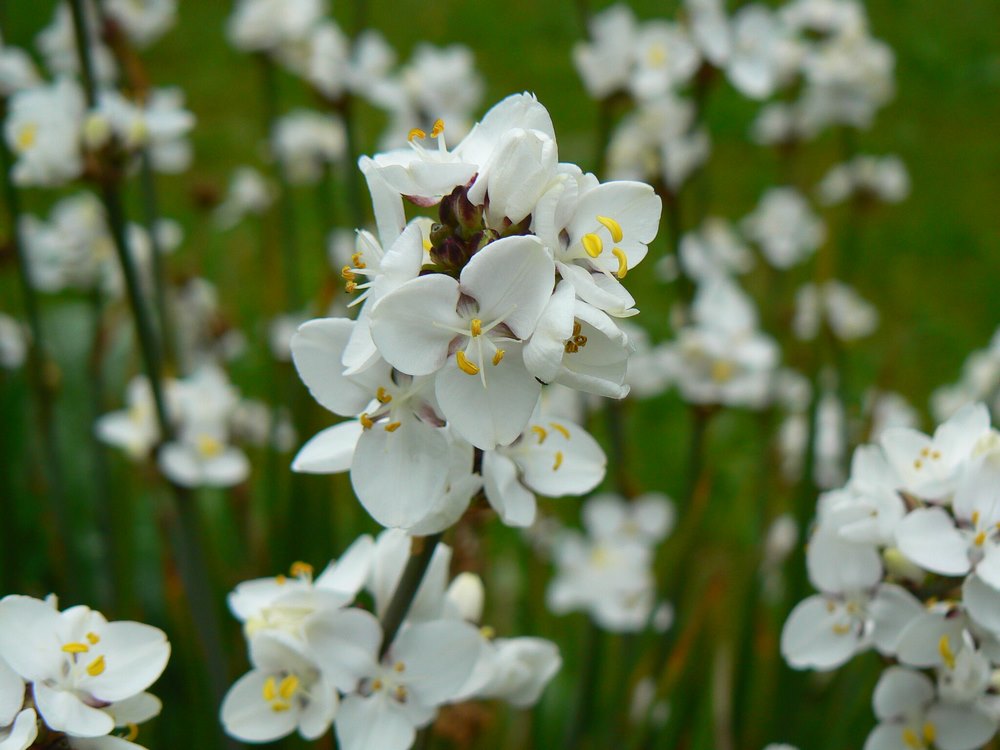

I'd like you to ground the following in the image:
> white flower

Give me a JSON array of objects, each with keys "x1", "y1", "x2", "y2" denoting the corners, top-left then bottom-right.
[
  {"x1": 334, "y1": 620, "x2": 483, "y2": 750},
  {"x1": 458, "y1": 637, "x2": 561, "y2": 708},
  {"x1": 628, "y1": 21, "x2": 700, "y2": 101},
  {"x1": 214, "y1": 167, "x2": 274, "y2": 229},
  {"x1": 726, "y1": 5, "x2": 802, "y2": 100},
  {"x1": 742, "y1": 187, "x2": 826, "y2": 269},
  {"x1": 4, "y1": 78, "x2": 85, "y2": 187},
  {"x1": 793, "y1": 280, "x2": 879, "y2": 342},
  {"x1": 572, "y1": 4, "x2": 638, "y2": 99},
  {"x1": 818, "y1": 155, "x2": 910, "y2": 205},
  {"x1": 36, "y1": 3, "x2": 117, "y2": 85},
  {"x1": 686, "y1": 0, "x2": 731, "y2": 66},
  {"x1": 0, "y1": 35, "x2": 40, "y2": 97},
  {"x1": 103, "y1": 0, "x2": 177, "y2": 47},
  {"x1": 678, "y1": 217, "x2": 755, "y2": 280},
  {"x1": 582, "y1": 492, "x2": 676, "y2": 548},
  {"x1": 0, "y1": 595, "x2": 169, "y2": 739},
  {"x1": 0, "y1": 315, "x2": 27, "y2": 371},
  {"x1": 227, "y1": 0, "x2": 325, "y2": 53},
  {"x1": 96, "y1": 375, "x2": 177, "y2": 460},
  {"x1": 864, "y1": 667, "x2": 996, "y2": 750},
  {"x1": 272, "y1": 110, "x2": 346, "y2": 184}
]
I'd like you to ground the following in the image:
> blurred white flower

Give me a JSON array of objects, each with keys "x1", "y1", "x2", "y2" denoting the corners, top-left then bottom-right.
[
  {"x1": 817, "y1": 154, "x2": 909, "y2": 205},
  {"x1": 104, "y1": 0, "x2": 177, "y2": 48},
  {"x1": 271, "y1": 110, "x2": 346, "y2": 184},
  {"x1": 0, "y1": 315, "x2": 27, "y2": 371},
  {"x1": 214, "y1": 166, "x2": 274, "y2": 229},
  {"x1": 4, "y1": 78, "x2": 84, "y2": 187},
  {"x1": 742, "y1": 187, "x2": 825, "y2": 269}
]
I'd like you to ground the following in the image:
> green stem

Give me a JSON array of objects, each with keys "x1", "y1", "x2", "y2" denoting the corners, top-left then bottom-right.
[
  {"x1": 379, "y1": 533, "x2": 444, "y2": 657},
  {"x1": 337, "y1": 93, "x2": 365, "y2": 231},
  {"x1": 0, "y1": 102, "x2": 75, "y2": 599},
  {"x1": 138, "y1": 149, "x2": 178, "y2": 373},
  {"x1": 562, "y1": 620, "x2": 604, "y2": 750}
]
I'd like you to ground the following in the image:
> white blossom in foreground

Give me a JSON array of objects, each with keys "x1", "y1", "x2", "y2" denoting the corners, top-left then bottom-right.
[
  {"x1": 0, "y1": 595, "x2": 169, "y2": 743},
  {"x1": 4, "y1": 78, "x2": 85, "y2": 187},
  {"x1": 548, "y1": 493, "x2": 674, "y2": 631},
  {"x1": 292, "y1": 92, "x2": 658, "y2": 533}
]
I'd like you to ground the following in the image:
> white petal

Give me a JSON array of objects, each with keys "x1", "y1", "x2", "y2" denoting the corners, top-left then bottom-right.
[
  {"x1": 202, "y1": 448, "x2": 250, "y2": 487},
  {"x1": 86, "y1": 621, "x2": 170, "y2": 702},
  {"x1": 298, "y1": 678, "x2": 338, "y2": 740},
  {"x1": 964, "y1": 574, "x2": 1000, "y2": 634},
  {"x1": 516, "y1": 419, "x2": 606, "y2": 498},
  {"x1": 292, "y1": 318, "x2": 379, "y2": 416},
  {"x1": 0, "y1": 708, "x2": 37, "y2": 750},
  {"x1": 870, "y1": 584, "x2": 925, "y2": 656},
  {"x1": 872, "y1": 665, "x2": 933, "y2": 720},
  {"x1": 0, "y1": 657, "x2": 25, "y2": 727},
  {"x1": 220, "y1": 670, "x2": 299, "y2": 743},
  {"x1": 895, "y1": 612, "x2": 965, "y2": 668},
  {"x1": 0, "y1": 595, "x2": 63, "y2": 682},
  {"x1": 928, "y1": 702, "x2": 998, "y2": 750},
  {"x1": 806, "y1": 527, "x2": 882, "y2": 594},
  {"x1": 780, "y1": 595, "x2": 861, "y2": 670},
  {"x1": 350, "y1": 420, "x2": 452, "y2": 529},
  {"x1": 522, "y1": 280, "x2": 575, "y2": 383},
  {"x1": 335, "y1": 693, "x2": 415, "y2": 750},
  {"x1": 976, "y1": 545, "x2": 1000, "y2": 591},
  {"x1": 293, "y1": 421, "x2": 363, "y2": 474},
  {"x1": 482, "y1": 451, "x2": 537, "y2": 527},
  {"x1": 435, "y1": 347, "x2": 541, "y2": 450},
  {"x1": 315, "y1": 535, "x2": 375, "y2": 597},
  {"x1": 33, "y1": 682, "x2": 114, "y2": 738},
  {"x1": 459, "y1": 235, "x2": 554, "y2": 339},
  {"x1": 304, "y1": 608, "x2": 381, "y2": 693},
  {"x1": 895, "y1": 507, "x2": 970, "y2": 576},
  {"x1": 370, "y1": 275, "x2": 462, "y2": 376},
  {"x1": 392, "y1": 620, "x2": 483, "y2": 705}
]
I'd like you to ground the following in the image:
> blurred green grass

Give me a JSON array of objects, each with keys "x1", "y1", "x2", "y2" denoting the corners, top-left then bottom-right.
[{"x1": 2, "y1": 1, "x2": 1000, "y2": 749}]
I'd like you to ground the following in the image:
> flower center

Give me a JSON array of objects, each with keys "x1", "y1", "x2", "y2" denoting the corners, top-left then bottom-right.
[{"x1": 262, "y1": 674, "x2": 300, "y2": 713}]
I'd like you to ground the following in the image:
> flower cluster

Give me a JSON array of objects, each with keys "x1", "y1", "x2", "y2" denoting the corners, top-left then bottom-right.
[
  {"x1": 0, "y1": 594, "x2": 170, "y2": 750},
  {"x1": 290, "y1": 92, "x2": 660, "y2": 532},
  {"x1": 781, "y1": 403, "x2": 1000, "y2": 749},
  {"x1": 547, "y1": 493, "x2": 675, "y2": 631},
  {"x1": 932, "y1": 326, "x2": 1000, "y2": 423},
  {"x1": 221, "y1": 531, "x2": 561, "y2": 750}
]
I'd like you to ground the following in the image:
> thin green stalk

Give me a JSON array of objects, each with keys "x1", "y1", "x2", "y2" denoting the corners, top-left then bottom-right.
[
  {"x1": 138, "y1": 149, "x2": 178, "y2": 373},
  {"x1": 379, "y1": 533, "x2": 444, "y2": 657},
  {"x1": 0, "y1": 105, "x2": 75, "y2": 599},
  {"x1": 336, "y1": 93, "x2": 365, "y2": 231},
  {"x1": 562, "y1": 620, "x2": 604, "y2": 750}
]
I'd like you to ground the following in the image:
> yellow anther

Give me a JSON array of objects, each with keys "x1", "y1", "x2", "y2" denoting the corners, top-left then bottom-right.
[
  {"x1": 712, "y1": 359, "x2": 734, "y2": 383},
  {"x1": 572, "y1": 322, "x2": 582, "y2": 337},
  {"x1": 341, "y1": 265, "x2": 356, "y2": 281},
  {"x1": 86, "y1": 632, "x2": 100, "y2": 645},
  {"x1": 395, "y1": 685, "x2": 408, "y2": 701},
  {"x1": 14, "y1": 124, "x2": 37, "y2": 151},
  {"x1": 423, "y1": 237, "x2": 432, "y2": 251},
  {"x1": 581, "y1": 233, "x2": 603, "y2": 258},
  {"x1": 479, "y1": 625, "x2": 496, "y2": 639},
  {"x1": 394, "y1": 661, "x2": 406, "y2": 673},
  {"x1": 573, "y1": 334, "x2": 588, "y2": 346},
  {"x1": 351, "y1": 252, "x2": 366, "y2": 269},
  {"x1": 931, "y1": 450, "x2": 942, "y2": 459},
  {"x1": 456, "y1": 350, "x2": 480, "y2": 376},
  {"x1": 831, "y1": 623, "x2": 851, "y2": 635},
  {"x1": 564, "y1": 341, "x2": 579, "y2": 354},
  {"x1": 553, "y1": 451, "x2": 564, "y2": 471},
  {"x1": 124, "y1": 723, "x2": 139, "y2": 742},
  {"x1": 938, "y1": 634, "x2": 956, "y2": 670},
  {"x1": 62, "y1": 642, "x2": 90, "y2": 654},
  {"x1": 531, "y1": 425, "x2": 548, "y2": 444},
  {"x1": 372, "y1": 678, "x2": 384, "y2": 691},
  {"x1": 975, "y1": 531, "x2": 987, "y2": 546},
  {"x1": 408, "y1": 128, "x2": 427, "y2": 142},
  {"x1": 612, "y1": 247, "x2": 628, "y2": 279},
  {"x1": 275, "y1": 574, "x2": 287, "y2": 585},
  {"x1": 647, "y1": 45, "x2": 667, "y2": 66},
  {"x1": 914, "y1": 459, "x2": 923, "y2": 469},
  {"x1": 278, "y1": 674, "x2": 300, "y2": 700},
  {"x1": 384, "y1": 421, "x2": 402, "y2": 432},
  {"x1": 596, "y1": 215, "x2": 623, "y2": 243},
  {"x1": 197, "y1": 435, "x2": 223, "y2": 458},
  {"x1": 262, "y1": 676, "x2": 277, "y2": 702},
  {"x1": 492, "y1": 349, "x2": 505, "y2": 366},
  {"x1": 360, "y1": 412, "x2": 375, "y2": 430},
  {"x1": 86, "y1": 655, "x2": 106, "y2": 677},
  {"x1": 290, "y1": 561, "x2": 313, "y2": 578},
  {"x1": 923, "y1": 723, "x2": 936, "y2": 744},
  {"x1": 549, "y1": 423, "x2": 570, "y2": 439},
  {"x1": 376, "y1": 387, "x2": 392, "y2": 404},
  {"x1": 901, "y1": 728, "x2": 922, "y2": 749},
  {"x1": 271, "y1": 701, "x2": 291, "y2": 712},
  {"x1": 345, "y1": 281, "x2": 358, "y2": 293},
  {"x1": 826, "y1": 600, "x2": 836, "y2": 613},
  {"x1": 973, "y1": 511, "x2": 981, "y2": 526},
  {"x1": 470, "y1": 318, "x2": 483, "y2": 337},
  {"x1": 430, "y1": 119, "x2": 445, "y2": 138},
  {"x1": 921, "y1": 447, "x2": 931, "y2": 457}
]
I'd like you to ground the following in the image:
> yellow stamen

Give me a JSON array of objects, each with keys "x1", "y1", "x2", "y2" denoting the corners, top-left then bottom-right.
[
  {"x1": 341, "y1": 265, "x2": 356, "y2": 281},
  {"x1": 422, "y1": 237, "x2": 432, "y2": 251},
  {"x1": 394, "y1": 661, "x2": 406, "y2": 673},
  {"x1": 711, "y1": 361, "x2": 735, "y2": 383},
  {"x1": 914, "y1": 459, "x2": 923, "y2": 469},
  {"x1": 86, "y1": 632, "x2": 100, "y2": 645},
  {"x1": 931, "y1": 450, "x2": 942, "y2": 459},
  {"x1": 921, "y1": 448, "x2": 931, "y2": 457},
  {"x1": 86, "y1": 655, "x2": 106, "y2": 677},
  {"x1": 492, "y1": 349, "x2": 505, "y2": 366},
  {"x1": 574, "y1": 334, "x2": 588, "y2": 346},
  {"x1": 976, "y1": 530, "x2": 987, "y2": 546},
  {"x1": 345, "y1": 281, "x2": 357, "y2": 293},
  {"x1": 456, "y1": 350, "x2": 480, "y2": 376},
  {"x1": 549, "y1": 422, "x2": 570, "y2": 439},
  {"x1": 973, "y1": 511, "x2": 981, "y2": 526},
  {"x1": 290, "y1": 561, "x2": 313, "y2": 578},
  {"x1": 15, "y1": 124, "x2": 37, "y2": 151},
  {"x1": 351, "y1": 252, "x2": 366, "y2": 269},
  {"x1": 581, "y1": 233, "x2": 603, "y2": 258},
  {"x1": 62, "y1": 642, "x2": 90, "y2": 654},
  {"x1": 430, "y1": 119, "x2": 445, "y2": 138},
  {"x1": 278, "y1": 674, "x2": 300, "y2": 700},
  {"x1": 262, "y1": 676, "x2": 277, "y2": 701},
  {"x1": 372, "y1": 678, "x2": 384, "y2": 691},
  {"x1": 480, "y1": 625, "x2": 496, "y2": 639},
  {"x1": 271, "y1": 701, "x2": 290, "y2": 712},
  {"x1": 360, "y1": 412, "x2": 375, "y2": 430},
  {"x1": 124, "y1": 723, "x2": 139, "y2": 742},
  {"x1": 553, "y1": 451, "x2": 564, "y2": 471},
  {"x1": 901, "y1": 728, "x2": 921, "y2": 749},
  {"x1": 197, "y1": 435, "x2": 223, "y2": 458},
  {"x1": 572, "y1": 322, "x2": 582, "y2": 338},
  {"x1": 923, "y1": 723, "x2": 936, "y2": 744},
  {"x1": 596, "y1": 215, "x2": 623, "y2": 242},
  {"x1": 275, "y1": 574, "x2": 287, "y2": 585},
  {"x1": 395, "y1": 685, "x2": 408, "y2": 701},
  {"x1": 531, "y1": 425, "x2": 548, "y2": 444},
  {"x1": 384, "y1": 421, "x2": 402, "y2": 432},
  {"x1": 938, "y1": 634, "x2": 956, "y2": 670},
  {"x1": 408, "y1": 128, "x2": 426, "y2": 142},
  {"x1": 376, "y1": 387, "x2": 392, "y2": 404},
  {"x1": 470, "y1": 318, "x2": 483, "y2": 337},
  {"x1": 611, "y1": 247, "x2": 628, "y2": 279},
  {"x1": 564, "y1": 341, "x2": 579, "y2": 354},
  {"x1": 831, "y1": 623, "x2": 851, "y2": 635}
]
